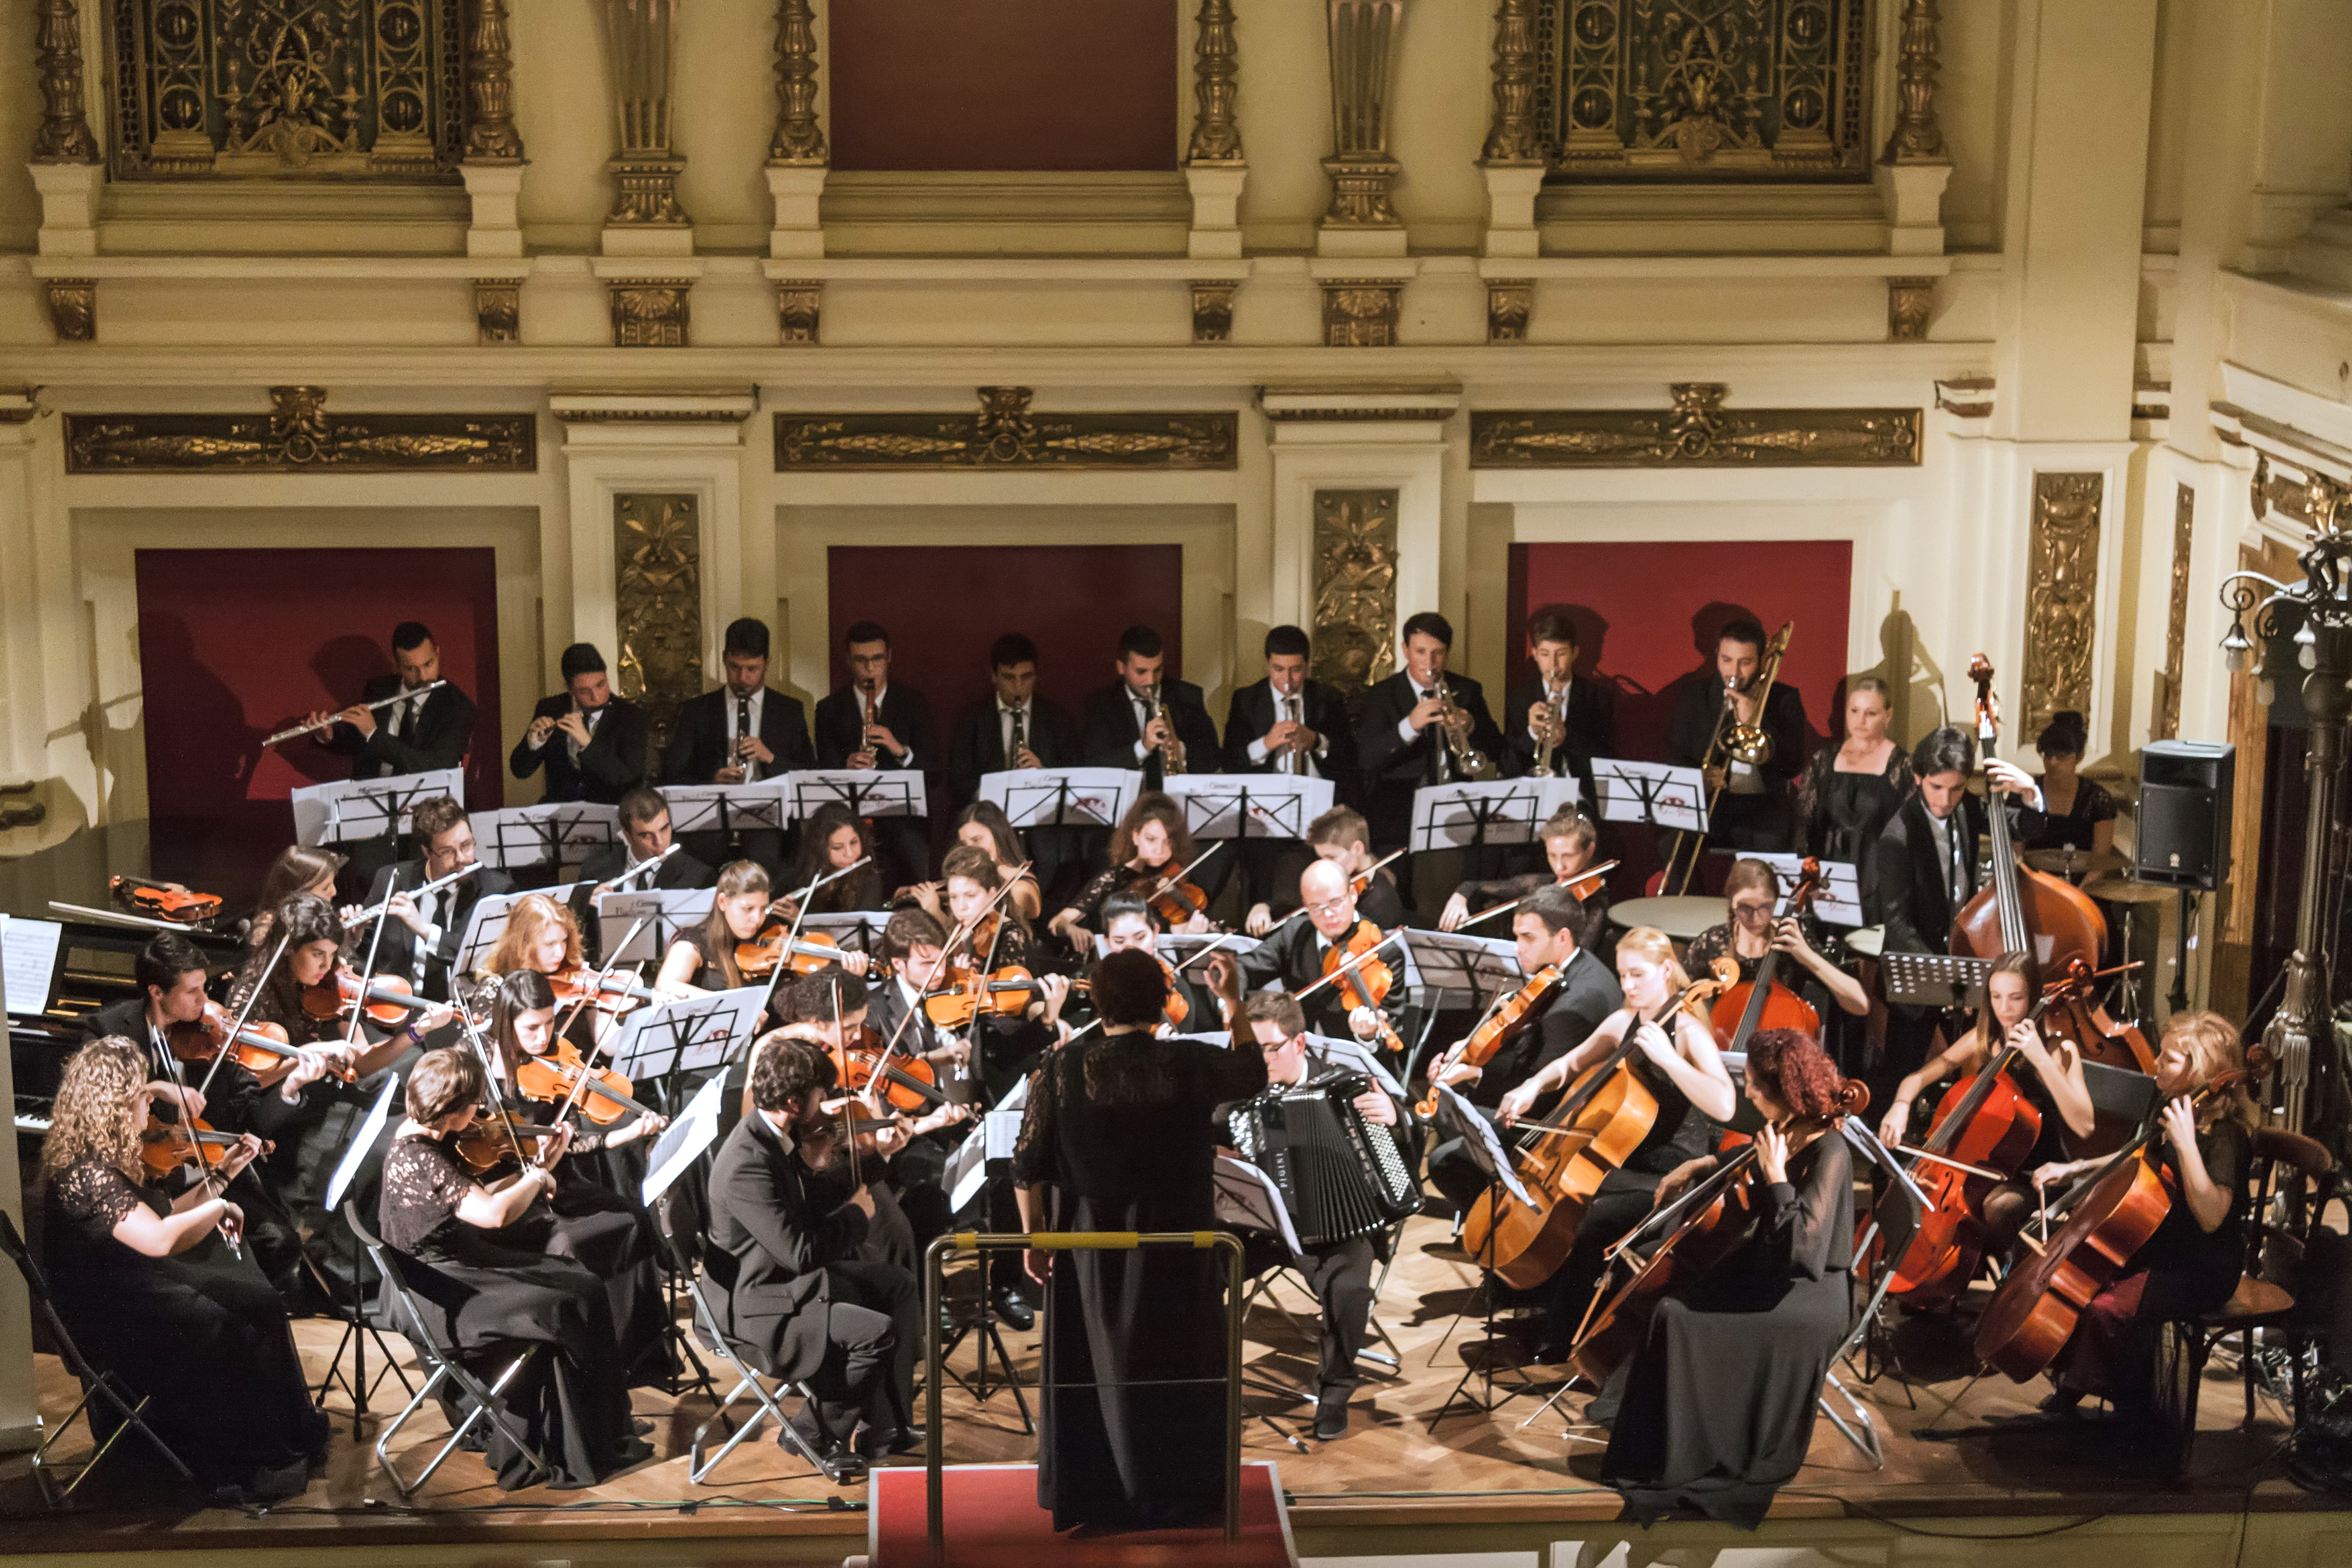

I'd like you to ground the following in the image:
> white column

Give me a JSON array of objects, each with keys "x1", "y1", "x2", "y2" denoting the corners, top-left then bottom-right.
[{"x1": 0, "y1": 402, "x2": 39, "y2": 1454}]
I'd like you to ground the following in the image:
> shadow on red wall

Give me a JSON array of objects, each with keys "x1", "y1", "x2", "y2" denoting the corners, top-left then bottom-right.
[{"x1": 134, "y1": 548, "x2": 502, "y2": 907}]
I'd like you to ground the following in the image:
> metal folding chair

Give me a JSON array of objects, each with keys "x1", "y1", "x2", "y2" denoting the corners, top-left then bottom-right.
[
  {"x1": 0, "y1": 1210, "x2": 200, "y2": 1508},
  {"x1": 681, "y1": 1242, "x2": 833, "y2": 1483},
  {"x1": 341, "y1": 1202, "x2": 548, "y2": 1496}
]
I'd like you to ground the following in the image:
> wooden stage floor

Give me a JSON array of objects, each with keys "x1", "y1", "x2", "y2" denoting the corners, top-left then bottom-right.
[{"x1": 4, "y1": 1210, "x2": 2341, "y2": 1561}]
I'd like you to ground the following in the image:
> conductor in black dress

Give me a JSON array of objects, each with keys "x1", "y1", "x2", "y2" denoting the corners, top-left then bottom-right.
[
  {"x1": 1353, "y1": 612, "x2": 1507, "y2": 901},
  {"x1": 1080, "y1": 624, "x2": 1221, "y2": 795},
  {"x1": 946, "y1": 634, "x2": 1084, "y2": 903},
  {"x1": 1223, "y1": 624, "x2": 1358, "y2": 916},
  {"x1": 812, "y1": 620, "x2": 936, "y2": 890},
  {"x1": 510, "y1": 642, "x2": 650, "y2": 806},
  {"x1": 304, "y1": 620, "x2": 477, "y2": 888},
  {"x1": 1665, "y1": 618, "x2": 1806, "y2": 853},
  {"x1": 664, "y1": 617, "x2": 814, "y2": 873}
]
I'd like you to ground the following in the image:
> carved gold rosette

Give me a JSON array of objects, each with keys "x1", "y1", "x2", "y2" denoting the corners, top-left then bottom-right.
[
  {"x1": 1312, "y1": 490, "x2": 1400, "y2": 695},
  {"x1": 2021, "y1": 472, "x2": 2103, "y2": 737},
  {"x1": 775, "y1": 387, "x2": 1238, "y2": 471},
  {"x1": 1471, "y1": 384, "x2": 1920, "y2": 467},
  {"x1": 615, "y1": 492, "x2": 703, "y2": 760},
  {"x1": 65, "y1": 387, "x2": 536, "y2": 472}
]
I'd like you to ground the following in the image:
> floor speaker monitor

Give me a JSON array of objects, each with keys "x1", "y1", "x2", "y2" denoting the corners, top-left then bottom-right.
[{"x1": 2135, "y1": 741, "x2": 2234, "y2": 891}]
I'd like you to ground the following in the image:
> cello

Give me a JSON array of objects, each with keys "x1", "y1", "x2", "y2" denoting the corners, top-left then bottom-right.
[
  {"x1": 1462, "y1": 959, "x2": 1737, "y2": 1289},
  {"x1": 1710, "y1": 858, "x2": 1826, "y2": 1055},
  {"x1": 1949, "y1": 657, "x2": 2147, "y2": 1073}
]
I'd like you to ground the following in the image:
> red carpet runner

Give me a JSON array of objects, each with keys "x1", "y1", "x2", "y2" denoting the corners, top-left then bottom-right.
[{"x1": 865, "y1": 1461, "x2": 1296, "y2": 1566}]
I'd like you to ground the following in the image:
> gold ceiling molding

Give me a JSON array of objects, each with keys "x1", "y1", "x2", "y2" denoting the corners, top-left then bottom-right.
[
  {"x1": 1888, "y1": 278, "x2": 1934, "y2": 341},
  {"x1": 64, "y1": 386, "x2": 536, "y2": 473},
  {"x1": 474, "y1": 281, "x2": 520, "y2": 345},
  {"x1": 1487, "y1": 280, "x2": 1532, "y2": 343},
  {"x1": 1470, "y1": 383, "x2": 1921, "y2": 468},
  {"x1": 774, "y1": 387, "x2": 1239, "y2": 470},
  {"x1": 2021, "y1": 471, "x2": 2103, "y2": 738},
  {"x1": 2249, "y1": 452, "x2": 2349, "y2": 532},
  {"x1": 776, "y1": 280, "x2": 822, "y2": 345},
  {"x1": 1321, "y1": 281, "x2": 1402, "y2": 347}
]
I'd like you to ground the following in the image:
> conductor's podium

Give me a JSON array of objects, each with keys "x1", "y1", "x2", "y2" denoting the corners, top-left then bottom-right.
[{"x1": 860, "y1": 1461, "x2": 1298, "y2": 1567}]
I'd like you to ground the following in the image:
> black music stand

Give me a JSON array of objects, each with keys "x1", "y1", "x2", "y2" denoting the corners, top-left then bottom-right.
[
  {"x1": 292, "y1": 767, "x2": 464, "y2": 852},
  {"x1": 936, "y1": 1098, "x2": 1034, "y2": 1430},
  {"x1": 1398, "y1": 929, "x2": 1523, "y2": 1084},
  {"x1": 663, "y1": 781, "x2": 792, "y2": 865},
  {"x1": 317, "y1": 1070, "x2": 414, "y2": 1435},
  {"x1": 1425, "y1": 1083, "x2": 1548, "y2": 1423},
  {"x1": 1879, "y1": 951, "x2": 1994, "y2": 1010},
  {"x1": 985, "y1": 767, "x2": 1137, "y2": 834},
  {"x1": 1593, "y1": 757, "x2": 1711, "y2": 891},
  {"x1": 471, "y1": 803, "x2": 620, "y2": 880}
]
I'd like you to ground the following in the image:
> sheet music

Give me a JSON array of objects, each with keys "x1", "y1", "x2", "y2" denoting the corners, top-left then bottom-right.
[
  {"x1": 291, "y1": 767, "x2": 465, "y2": 848},
  {"x1": 789, "y1": 769, "x2": 927, "y2": 822},
  {"x1": 1431, "y1": 1083, "x2": 1531, "y2": 1207},
  {"x1": 595, "y1": 888, "x2": 717, "y2": 964},
  {"x1": 1408, "y1": 778, "x2": 1574, "y2": 852},
  {"x1": 325, "y1": 1071, "x2": 402, "y2": 1214},
  {"x1": 1162, "y1": 775, "x2": 1334, "y2": 841},
  {"x1": 470, "y1": 803, "x2": 622, "y2": 869},
  {"x1": 454, "y1": 882, "x2": 588, "y2": 978},
  {"x1": 979, "y1": 767, "x2": 1138, "y2": 830},
  {"x1": 1591, "y1": 758, "x2": 1708, "y2": 833},
  {"x1": 1751, "y1": 853, "x2": 1865, "y2": 928},
  {"x1": 611, "y1": 986, "x2": 772, "y2": 1078},
  {"x1": 1304, "y1": 1032, "x2": 1408, "y2": 1100},
  {"x1": 1213, "y1": 1154, "x2": 1304, "y2": 1259},
  {"x1": 0, "y1": 915, "x2": 63, "y2": 1018},
  {"x1": 641, "y1": 1074, "x2": 729, "y2": 1208},
  {"x1": 659, "y1": 780, "x2": 793, "y2": 834}
]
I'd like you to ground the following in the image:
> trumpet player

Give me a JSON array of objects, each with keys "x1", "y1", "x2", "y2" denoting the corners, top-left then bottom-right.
[
  {"x1": 1666, "y1": 617, "x2": 1807, "y2": 852},
  {"x1": 1355, "y1": 613, "x2": 1507, "y2": 874},
  {"x1": 1502, "y1": 605, "x2": 1612, "y2": 808},
  {"x1": 1080, "y1": 623, "x2": 1218, "y2": 795},
  {"x1": 815, "y1": 620, "x2": 934, "y2": 886}
]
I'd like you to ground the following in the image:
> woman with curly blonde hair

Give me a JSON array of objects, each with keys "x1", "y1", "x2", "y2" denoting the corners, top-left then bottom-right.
[{"x1": 37, "y1": 1038, "x2": 325, "y2": 1502}]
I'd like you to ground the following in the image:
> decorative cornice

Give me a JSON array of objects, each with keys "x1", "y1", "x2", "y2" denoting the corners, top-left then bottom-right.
[
  {"x1": 65, "y1": 387, "x2": 535, "y2": 473},
  {"x1": 1259, "y1": 385, "x2": 1462, "y2": 423},
  {"x1": 1470, "y1": 383, "x2": 1921, "y2": 468},
  {"x1": 775, "y1": 386, "x2": 1237, "y2": 470},
  {"x1": 551, "y1": 388, "x2": 757, "y2": 424},
  {"x1": 2251, "y1": 451, "x2": 2351, "y2": 531}
]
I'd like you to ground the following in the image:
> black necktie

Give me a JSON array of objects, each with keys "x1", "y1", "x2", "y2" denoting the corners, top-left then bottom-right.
[
  {"x1": 736, "y1": 693, "x2": 754, "y2": 781},
  {"x1": 400, "y1": 692, "x2": 419, "y2": 746}
]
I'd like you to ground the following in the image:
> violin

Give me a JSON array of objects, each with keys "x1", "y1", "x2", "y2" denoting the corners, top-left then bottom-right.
[
  {"x1": 1462, "y1": 959, "x2": 1738, "y2": 1289},
  {"x1": 1143, "y1": 858, "x2": 1215, "y2": 929},
  {"x1": 1571, "y1": 1084, "x2": 1867, "y2": 1384},
  {"x1": 139, "y1": 1110, "x2": 250, "y2": 1182},
  {"x1": 923, "y1": 964, "x2": 1037, "y2": 1029},
  {"x1": 735, "y1": 923, "x2": 853, "y2": 980},
  {"x1": 451, "y1": 1111, "x2": 567, "y2": 1175},
  {"x1": 1416, "y1": 963, "x2": 1564, "y2": 1119},
  {"x1": 1973, "y1": 1068, "x2": 2253, "y2": 1381},
  {"x1": 514, "y1": 1042, "x2": 656, "y2": 1127},
  {"x1": 828, "y1": 1026, "x2": 949, "y2": 1114},
  {"x1": 166, "y1": 1001, "x2": 342, "y2": 1082},
  {"x1": 549, "y1": 966, "x2": 660, "y2": 1016},
  {"x1": 302, "y1": 966, "x2": 428, "y2": 1027},
  {"x1": 1318, "y1": 921, "x2": 1405, "y2": 1056},
  {"x1": 1710, "y1": 857, "x2": 1826, "y2": 1055},
  {"x1": 110, "y1": 875, "x2": 223, "y2": 926}
]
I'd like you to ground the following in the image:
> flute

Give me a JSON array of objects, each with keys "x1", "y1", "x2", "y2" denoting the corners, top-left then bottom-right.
[
  {"x1": 342, "y1": 861, "x2": 476, "y2": 926},
  {"x1": 262, "y1": 680, "x2": 448, "y2": 748}
]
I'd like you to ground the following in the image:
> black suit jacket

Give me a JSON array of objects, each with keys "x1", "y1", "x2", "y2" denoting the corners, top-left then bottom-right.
[
  {"x1": 1500, "y1": 676, "x2": 1612, "y2": 801},
  {"x1": 704, "y1": 1110, "x2": 869, "y2": 1382},
  {"x1": 1866, "y1": 792, "x2": 1986, "y2": 955},
  {"x1": 1352, "y1": 670, "x2": 1506, "y2": 846},
  {"x1": 578, "y1": 842, "x2": 714, "y2": 890},
  {"x1": 813, "y1": 685, "x2": 935, "y2": 775},
  {"x1": 326, "y1": 675, "x2": 475, "y2": 781},
  {"x1": 1666, "y1": 677, "x2": 1807, "y2": 789},
  {"x1": 1081, "y1": 679, "x2": 1222, "y2": 789},
  {"x1": 664, "y1": 686, "x2": 815, "y2": 786},
  {"x1": 358, "y1": 858, "x2": 518, "y2": 1003},
  {"x1": 508, "y1": 695, "x2": 650, "y2": 804},
  {"x1": 1475, "y1": 945, "x2": 1626, "y2": 1107},
  {"x1": 945, "y1": 696, "x2": 1080, "y2": 805},
  {"x1": 1219, "y1": 678, "x2": 1359, "y2": 800},
  {"x1": 79, "y1": 998, "x2": 269, "y2": 1137},
  {"x1": 1237, "y1": 918, "x2": 1392, "y2": 1040}
]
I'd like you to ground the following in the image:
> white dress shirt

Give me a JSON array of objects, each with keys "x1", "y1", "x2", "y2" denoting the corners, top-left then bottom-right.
[{"x1": 1246, "y1": 687, "x2": 1328, "y2": 776}]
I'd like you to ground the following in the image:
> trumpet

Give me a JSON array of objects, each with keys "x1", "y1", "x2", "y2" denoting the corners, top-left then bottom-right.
[
  {"x1": 1531, "y1": 690, "x2": 1566, "y2": 778},
  {"x1": 1151, "y1": 680, "x2": 1188, "y2": 776},
  {"x1": 262, "y1": 679, "x2": 448, "y2": 748},
  {"x1": 1433, "y1": 675, "x2": 1497, "y2": 781}
]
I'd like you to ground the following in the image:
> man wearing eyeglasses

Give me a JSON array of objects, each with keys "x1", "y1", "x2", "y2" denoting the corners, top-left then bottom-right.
[{"x1": 1234, "y1": 859, "x2": 1394, "y2": 1045}]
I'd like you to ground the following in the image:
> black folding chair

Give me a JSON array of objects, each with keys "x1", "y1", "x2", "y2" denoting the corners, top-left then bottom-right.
[{"x1": 0, "y1": 1210, "x2": 198, "y2": 1508}]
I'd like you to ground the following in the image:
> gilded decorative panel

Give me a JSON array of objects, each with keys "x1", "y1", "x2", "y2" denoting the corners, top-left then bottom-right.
[
  {"x1": 1312, "y1": 490, "x2": 1399, "y2": 698},
  {"x1": 108, "y1": 0, "x2": 468, "y2": 179},
  {"x1": 1531, "y1": 0, "x2": 1871, "y2": 179},
  {"x1": 615, "y1": 493, "x2": 702, "y2": 762},
  {"x1": 775, "y1": 387, "x2": 1238, "y2": 471},
  {"x1": 2156, "y1": 483, "x2": 2192, "y2": 742},
  {"x1": 64, "y1": 386, "x2": 534, "y2": 472},
  {"x1": 1471, "y1": 383, "x2": 1919, "y2": 467},
  {"x1": 2021, "y1": 472, "x2": 2102, "y2": 738}
]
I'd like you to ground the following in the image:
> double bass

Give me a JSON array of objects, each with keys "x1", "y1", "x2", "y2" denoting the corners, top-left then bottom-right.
[
  {"x1": 1462, "y1": 959, "x2": 1737, "y2": 1289},
  {"x1": 1950, "y1": 656, "x2": 2149, "y2": 1073},
  {"x1": 1710, "y1": 857, "x2": 1825, "y2": 1055}
]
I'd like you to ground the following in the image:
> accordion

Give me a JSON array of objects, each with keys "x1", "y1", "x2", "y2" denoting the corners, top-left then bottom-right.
[{"x1": 1228, "y1": 1071, "x2": 1421, "y2": 1248}]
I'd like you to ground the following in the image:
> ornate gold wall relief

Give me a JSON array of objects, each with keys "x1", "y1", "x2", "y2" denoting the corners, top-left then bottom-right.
[
  {"x1": 614, "y1": 493, "x2": 702, "y2": 762},
  {"x1": 608, "y1": 281, "x2": 692, "y2": 347},
  {"x1": 601, "y1": 0, "x2": 688, "y2": 226},
  {"x1": 2021, "y1": 472, "x2": 2103, "y2": 738},
  {"x1": 1487, "y1": 281, "x2": 1533, "y2": 343},
  {"x1": 45, "y1": 281, "x2": 97, "y2": 343},
  {"x1": 473, "y1": 281, "x2": 519, "y2": 344},
  {"x1": 2156, "y1": 482, "x2": 2192, "y2": 742},
  {"x1": 1312, "y1": 490, "x2": 1400, "y2": 698},
  {"x1": 775, "y1": 387, "x2": 1239, "y2": 470},
  {"x1": 776, "y1": 281, "x2": 822, "y2": 345},
  {"x1": 108, "y1": 0, "x2": 468, "y2": 178},
  {"x1": 1472, "y1": 383, "x2": 1920, "y2": 467},
  {"x1": 1191, "y1": 283, "x2": 1237, "y2": 344},
  {"x1": 64, "y1": 386, "x2": 535, "y2": 472},
  {"x1": 1887, "y1": 278, "x2": 1934, "y2": 341},
  {"x1": 2251, "y1": 452, "x2": 2350, "y2": 532},
  {"x1": 1883, "y1": 0, "x2": 1948, "y2": 163},
  {"x1": 1321, "y1": 282, "x2": 1402, "y2": 347},
  {"x1": 1322, "y1": 0, "x2": 1409, "y2": 227}
]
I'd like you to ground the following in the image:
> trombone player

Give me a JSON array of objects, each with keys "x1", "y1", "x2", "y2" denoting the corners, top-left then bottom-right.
[{"x1": 1666, "y1": 616, "x2": 1807, "y2": 854}]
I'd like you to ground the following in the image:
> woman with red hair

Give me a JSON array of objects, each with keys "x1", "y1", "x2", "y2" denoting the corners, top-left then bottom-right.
[{"x1": 1594, "y1": 1028, "x2": 1859, "y2": 1527}]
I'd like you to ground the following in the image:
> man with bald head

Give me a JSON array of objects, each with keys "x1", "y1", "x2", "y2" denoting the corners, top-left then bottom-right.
[{"x1": 1234, "y1": 858, "x2": 1393, "y2": 1045}]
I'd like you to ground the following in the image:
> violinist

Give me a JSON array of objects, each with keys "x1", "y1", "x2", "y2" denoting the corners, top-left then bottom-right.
[
  {"x1": 1089, "y1": 893, "x2": 1218, "y2": 1033},
  {"x1": 1495, "y1": 925, "x2": 1735, "y2": 1363},
  {"x1": 357, "y1": 794, "x2": 514, "y2": 1005},
  {"x1": 1684, "y1": 858, "x2": 1868, "y2": 1022},
  {"x1": 1237, "y1": 859, "x2": 1397, "y2": 1046},
  {"x1": 1049, "y1": 791, "x2": 1211, "y2": 947},
  {"x1": 481, "y1": 969, "x2": 671, "y2": 1385},
  {"x1": 2014, "y1": 710, "x2": 2119, "y2": 858},
  {"x1": 706, "y1": 1034, "x2": 924, "y2": 1482},
  {"x1": 1879, "y1": 951, "x2": 2094, "y2": 1251},
  {"x1": 1666, "y1": 617, "x2": 1807, "y2": 853},
  {"x1": 1436, "y1": 805, "x2": 1606, "y2": 943},
  {"x1": 1597, "y1": 1030, "x2": 1857, "y2": 1526},
  {"x1": 949, "y1": 801, "x2": 1044, "y2": 924},
  {"x1": 862, "y1": 908, "x2": 982, "y2": 1106},
  {"x1": 510, "y1": 642, "x2": 650, "y2": 806},
  {"x1": 1080, "y1": 623, "x2": 1220, "y2": 795},
  {"x1": 37, "y1": 1038, "x2": 326, "y2": 1504},
  {"x1": 815, "y1": 621, "x2": 935, "y2": 887},
  {"x1": 579, "y1": 788, "x2": 714, "y2": 894},
  {"x1": 655, "y1": 859, "x2": 871, "y2": 1006},
  {"x1": 791, "y1": 802, "x2": 888, "y2": 915},
  {"x1": 1210, "y1": 980, "x2": 1409, "y2": 1441},
  {"x1": 378, "y1": 1047, "x2": 652, "y2": 1489},
  {"x1": 481, "y1": 893, "x2": 620, "y2": 1046},
  {"x1": 2019, "y1": 1011, "x2": 2253, "y2": 1433},
  {"x1": 1424, "y1": 885, "x2": 1623, "y2": 1212},
  {"x1": 244, "y1": 844, "x2": 347, "y2": 953},
  {"x1": 81, "y1": 931, "x2": 249, "y2": 1122},
  {"x1": 1244, "y1": 806, "x2": 1405, "y2": 937}
]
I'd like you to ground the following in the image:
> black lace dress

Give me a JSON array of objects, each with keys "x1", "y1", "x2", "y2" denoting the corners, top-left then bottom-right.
[
  {"x1": 377, "y1": 1131, "x2": 643, "y2": 1489},
  {"x1": 1012, "y1": 1031, "x2": 1267, "y2": 1531},
  {"x1": 41, "y1": 1160, "x2": 326, "y2": 1499},
  {"x1": 2016, "y1": 776, "x2": 2118, "y2": 853},
  {"x1": 1600, "y1": 1132, "x2": 1854, "y2": 1527},
  {"x1": 1794, "y1": 744, "x2": 1915, "y2": 888}
]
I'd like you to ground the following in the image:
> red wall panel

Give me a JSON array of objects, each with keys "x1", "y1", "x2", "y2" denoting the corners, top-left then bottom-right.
[
  {"x1": 829, "y1": 0, "x2": 1178, "y2": 171},
  {"x1": 826, "y1": 544, "x2": 1185, "y2": 738},
  {"x1": 135, "y1": 547, "x2": 502, "y2": 902}
]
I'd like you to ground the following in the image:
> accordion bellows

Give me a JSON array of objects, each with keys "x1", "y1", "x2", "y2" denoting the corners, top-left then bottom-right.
[{"x1": 1230, "y1": 1071, "x2": 1421, "y2": 1248}]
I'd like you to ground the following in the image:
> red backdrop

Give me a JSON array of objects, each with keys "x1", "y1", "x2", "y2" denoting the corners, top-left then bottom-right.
[
  {"x1": 829, "y1": 0, "x2": 1178, "y2": 171},
  {"x1": 826, "y1": 544, "x2": 1185, "y2": 736},
  {"x1": 134, "y1": 547, "x2": 503, "y2": 903}
]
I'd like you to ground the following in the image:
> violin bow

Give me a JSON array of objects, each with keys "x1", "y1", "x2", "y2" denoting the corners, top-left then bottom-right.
[
  {"x1": 1142, "y1": 841, "x2": 1226, "y2": 919},
  {"x1": 193, "y1": 928, "x2": 291, "y2": 1102},
  {"x1": 546, "y1": 915, "x2": 653, "y2": 1064},
  {"x1": 1292, "y1": 927, "x2": 1407, "y2": 1004},
  {"x1": 452, "y1": 1001, "x2": 536, "y2": 1171},
  {"x1": 755, "y1": 853, "x2": 873, "y2": 1018},
  {"x1": 870, "y1": 863, "x2": 1030, "y2": 1077},
  {"x1": 1456, "y1": 859, "x2": 1621, "y2": 932}
]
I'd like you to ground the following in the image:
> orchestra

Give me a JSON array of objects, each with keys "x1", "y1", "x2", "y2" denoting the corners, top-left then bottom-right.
[{"x1": 19, "y1": 607, "x2": 2261, "y2": 1528}]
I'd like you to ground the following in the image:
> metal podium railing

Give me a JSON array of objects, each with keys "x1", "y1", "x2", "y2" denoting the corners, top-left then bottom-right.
[{"x1": 921, "y1": 1229, "x2": 1248, "y2": 1561}]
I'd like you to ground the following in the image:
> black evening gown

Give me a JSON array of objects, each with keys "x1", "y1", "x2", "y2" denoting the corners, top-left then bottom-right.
[
  {"x1": 41, "y1": 1160, "x2": 328, "y2": 1500},
  {"x1": 1794, "y1": 745, "x2": 1914, "y2": 887},
  {"x1": 2016, "y1": 776, "x2": 2119, "y2": 853},
  {"x1": 1012, "y1": 1032, "x2": 1267, "y2": 1531},
  {"x1": 1600, "y1": 1132, "x2": 1854, "y2": 1528},
  {"x1": 378, "y1": 1133, "x2": 644, "y2": 1489}
]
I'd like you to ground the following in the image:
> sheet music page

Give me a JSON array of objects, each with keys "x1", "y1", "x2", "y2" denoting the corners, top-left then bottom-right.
[{"x1": 0, "y1": 915, "x2": 62, "y2": 1018}]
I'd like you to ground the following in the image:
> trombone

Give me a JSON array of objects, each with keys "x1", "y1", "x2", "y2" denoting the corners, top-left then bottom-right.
[{"x1": 1664, "y1": 621, "x2": 1792, "y2": 895}]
